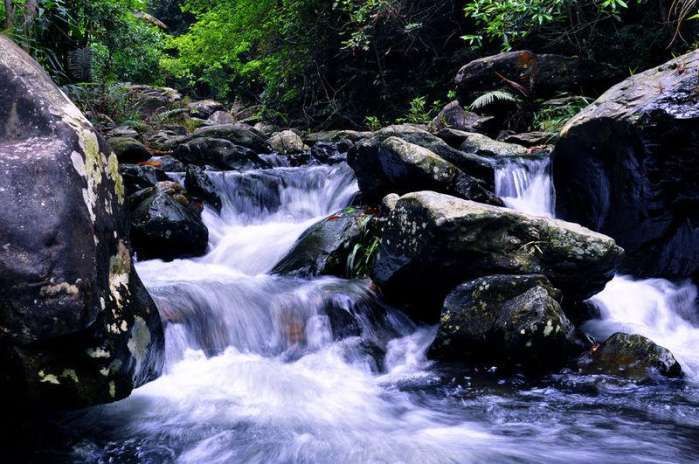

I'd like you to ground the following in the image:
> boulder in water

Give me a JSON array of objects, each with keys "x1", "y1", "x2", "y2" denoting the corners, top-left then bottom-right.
[
  {"x1": 0, "y1": 36, "x2": 163, "y2": 410},
  {"x1": 184, "y1": 165, "x2": 222, "y2": 212},
  {"x1": 553, "y1": 50, "x2": 699, "y2": 281},
  {"x1": 310, "y1": 141, "x2": 351, "y2": 164},
  {"x1": 174, "y1": 137, "x2": 269, "y2": 170},
  {"x1": 430, "y1": 275, "x2": 577, "y2": 368},
  {"x1": 272, "y1": 207, "x2": 377, "y2": 278},
  {"x1": 268, "y1": 130, "x2": 309, "y2": 154},
  {"x1": 108, "y1": 136, "x2": 152, "y2": 163},
  {"x1": 129, "y1": 181, "x2": 209, "y2": 261},
  {"x1": 458, "y1": 132, "x2": 530, "y2": 159},
  {"x1": 120, "y1": 163, "x2": 169, "y2": 196},
  {"x1": 578, "y1": 333, "x2": 683, "y2": 380},
  {"x1": 192, "y1": 123, "x2": 270, "y2": 152},
  {"x1": 348, "y1": 136, "x2": 501, "y2": 206},
  {"x1": 372, "y1": 191, "x2": 623, "y2": 318}
]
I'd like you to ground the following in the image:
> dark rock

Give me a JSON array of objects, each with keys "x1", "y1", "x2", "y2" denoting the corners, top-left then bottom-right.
[
  {"x1": 144, "y1": 129, "x2": 191, "y2": 152},
  {"x1": 107, "y1": 126, "x2": 140, "y2": 139},
  {"x1": 119, "y1": 164, "x2": 169, "y2": 196},
  {"x1": 430, "y1": 275, "x2": 577, "y2": 368},
  {"x1": 310, "y1": 141, "x2": 350, "y2": 164},
  {"x1": 429, "y1": 100, "x2": 496, "y2": 134},
  {"x1": 192, "y1": 123, "x2": 270, "y2": 152},
  {"x1": 304, "y1": 130, "x2": 373, "y2": 145},
  {"x1": 129, "y1": 181, "x2": 209, "y2": 261},
  {"x1": 371, "y1": 191, "x2": 623, "y2": 319},
  {"x1": 174, "y1": 137, "x2": 269, "y2": 170},
  {"x1": 184, "y1": 165, "x2": 222, "y2": 211},
  {"x1": 272, "y1": 207, "x2": 376, "y2": 278},
  {"x1": 108, "y1": 136, "x2": 152, "y2": 163},
  {"x1": 348, "y1": 136, "x2": 502, "y2": 206},
  {"x1": 578, "y1": 333, "x2": 683, "y2": 380},
  {"x1": 150, "y1": 155, "x2": 186, "y2": 172},
  {"x1": 552, "y1": 50, "x2": 699, "y2": 280},
  {"x1": 188, "y1": 99, "x2": 224, "y2": 119},
  {"x1": 207, "y1": 110, "x2": 235, "y2": 125},
  {"x1": 0, "y1": 36, "x2": 163, "y2": 410},
  {"x1": 503, "y1": 131, "x2": 557, "y2": 147},
  {"x1": 124, "y1": 84, "x2": 181, "y2": 117}
]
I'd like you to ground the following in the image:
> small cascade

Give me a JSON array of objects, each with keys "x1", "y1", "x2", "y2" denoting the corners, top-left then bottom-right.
[{"x1": 494, "y1": 157, "x2": 554, "y2": 217}]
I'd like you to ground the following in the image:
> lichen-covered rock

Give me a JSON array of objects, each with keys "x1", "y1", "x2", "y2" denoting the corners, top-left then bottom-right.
[
  {"x1": 553, "y1": 50, "x2": 699, "y2": 281},
  {"x1": 429, "y1": 100, "x2": 495, "y2": 134},
  {"x1": 174, "y1": 137, "x2": 269, "y2": 170},
  {"x1": 372, "y1": 191, "x2": 623, "y2": 317},
  {"x1": 108, "y1": 136, "x2": 151, "y2": 163},
  {"x1": 192, "y1": 123, "x2": 270, "y2": 152},
  {"x1": 348, "y1": 136, "x2": 501, "y2": 206},
  {"x1": 430, "y1": 275, "x2": 577, "y2": 368},
  {"x1": 272, "y1": 207, "x2": 377, "y2": 278},
  {"x1": 578, "y1": 333, "x2": 683, "y2": 380},
  {"x1": 184, "y1": 165, "x2": 222, "y2": 212},
  {"x1": 129, "y1": 181, "x2": 209, "y2": 261},
  {"x1": 268, "y1": 129, "x2": 309, "y2": 154},
  {"x1": 0, "y1": 36, "x2": 163, "y2": 410}
]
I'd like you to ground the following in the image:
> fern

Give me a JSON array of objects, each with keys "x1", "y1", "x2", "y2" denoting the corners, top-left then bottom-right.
[{"x1": 469, "y1": 90, "x2": 519, "y2": 111}]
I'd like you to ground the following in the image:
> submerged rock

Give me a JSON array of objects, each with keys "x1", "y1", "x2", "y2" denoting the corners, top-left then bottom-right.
[
  {"x1": 430, "y1": 275, "x2": 577, "y2": 368},
  {"x1": 372, "y1": 191, "x2": 623, "y2": 317},
  {"x1": 553, "y1": 50, "x2": 699, "y2": 281},
  {"x1": 578, "y1": 333, "x2": 683, "y2": 380},
  {"x1": 272, "y1": 207, "x2": 377, "y2": 278},
  {"x1": 348, "y1": 136, "x2": 501, "y2": 205},
  {"x1": 129, "y1": 181, "x2": 209, "y2": 261},
  {"x1": 0, "y1": 37, "x2": 163, "y2": 410}
]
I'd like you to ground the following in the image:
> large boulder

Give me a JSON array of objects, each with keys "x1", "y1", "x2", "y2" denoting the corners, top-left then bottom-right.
[
  {"x1": 372, "y1": 191, "x2": 623, "y2": 317},
  {"x1": 184, "y1": 165, "x2": 222, "y2": 212},
  {"x1": 552, "y1": 50, "x2": 699, "y2": 280},
  {"x1": 192, "y1": 123, "x2": 270, "y2": 152},
  {"x1": 129, "y1": 181, "x2": 209, "y2": 261},
  {"x1": 124, "y1": 84, "x2": 181, "y2": 117},
  {"x1": 272, "y1": 207, "x2": 376, "y2": 278},
  {"x1": 268, "y1": 129, "x2": 309, "y2": 154},
  {"x1": 578, "y1": 333, "x2": 683, "y2": 380},
  {"x1": 174, "y1": 137, "x2": 269, "y2": 170},
  {"x1": 430, "y1": 275, "x2": 577, "y2": 368},
  {"x1": 348, "y1": 137, "x2": 501, "y2": 206},
  {"x1": 0, "y1": 37, "x2": 163, "y2": 411}
]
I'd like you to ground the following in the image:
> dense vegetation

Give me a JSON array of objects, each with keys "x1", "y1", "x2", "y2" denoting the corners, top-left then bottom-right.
[{"x1": 2, "y1": 0, "x2": 697, "y2": 127}]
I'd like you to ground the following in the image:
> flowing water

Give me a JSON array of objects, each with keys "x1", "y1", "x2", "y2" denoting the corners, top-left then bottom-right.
[{"x1": 33, "y1": 157, "x2": 699, "y2": 463}]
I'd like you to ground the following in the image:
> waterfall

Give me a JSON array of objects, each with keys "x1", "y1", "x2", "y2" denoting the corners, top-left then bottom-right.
[{"x1": 495, "y1": 155, "x2": 699, "y2": 381}]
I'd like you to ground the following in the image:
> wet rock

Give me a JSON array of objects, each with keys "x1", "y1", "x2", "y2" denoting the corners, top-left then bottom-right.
[
  {"x1": 310, "y1": 141, "x2": 351, "y2": 164},
  {"x1": 119, "y1": 164, "x2": 169, "y2": 196},
  {"x1": 430, "y1": 275, "x2": 577, "y2": 368},
  {"x1": 429, "y1": 100, "x2": 496, "y2": 134},
  {"x1": 552, "y1": 50, "x2": 699, "y2": 280},
  {"x1": 372, "y1": 191, "x2": 623, "y2": 317},
  {"x1": 184, "y1": 165, "x2": 222, "y2": 212},
  {"x1": 192, "y1": 123, "x2": 270, "y2": 152},
  {"x1": 108, "y1": 136, "x2": 152, "y2": 163},
  {"x1": 188, "y1": 99, "x2": 224, "y2": 119},
  {"x1": 150, "y1": 155, "x2": 186, "y2": 172},
  {"x1": 174, "y1": 137, "x2": 269, "y2": 170},
  {"x1": 458, "y1": 132, "x2": 529, "y2": 159},
  {"x1": 272, "y1": 207, "x2": 376, "y2": 278},
  {"x1": 348, "y1": 136, "x2": 502, "y2": 206},
  {"x1": 578, "y1": 333, "x2": 683, "y2": 380},
  {"x1": 268, "y1": 130, "x2": 309, "y2": 154},
  {"x1": 129, "y1": 181, "x2": 209, "y2": 261},
  {"x1": 502, "y1": 131, "x2": 557, "y2": 147},
  {"x1": 0, "y1": 36, "x2": 163, "y2": 410}
]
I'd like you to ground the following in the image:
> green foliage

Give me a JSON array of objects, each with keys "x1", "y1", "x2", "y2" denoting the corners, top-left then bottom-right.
[
  {"x1": 533, "y1": 96, "x2": 591, "y2": 132},
  {"x1": 396, "y1": 96, "x2": 439, "y2": 124},
  {"x1": 470, "y1": 90, "x2": 520, "y2": 111},
  {"x1": 64, "y1": 83, "x2": 143, "y2": 125},
  {"x1": 364, "y1": 115, "x2": 383, "y2": 131}
]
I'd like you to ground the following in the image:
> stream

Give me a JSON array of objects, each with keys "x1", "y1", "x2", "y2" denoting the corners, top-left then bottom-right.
[{"x1": 35, "y1": 157, "x2": 699, "y2": 463}]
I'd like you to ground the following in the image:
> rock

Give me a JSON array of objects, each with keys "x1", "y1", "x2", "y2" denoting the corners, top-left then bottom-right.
[
  {"x1": 124, "y1": 84, "x2": 181, "y2": 117},
  {"x1": 192, "y1": 123, "x2": 270, "y2": 152},
  {"x1": 174, "y1": 137, "x2": 269, "y2": 170},
  {"x1": 310, "y1": 141, "x2": 351, "y2": 164},
  {"x1": 578, "y1": 333, "x2": 683, "y2": 380},
  {"x1": 371, "y1": 191, "x2": 623, "y2": 317},
  {"x1": 502, "y1": 131, "x2": 557, "y2": 147},
  {"x1": 129, "y1": 181, "x2": 209, "y2": 261},
  {"x1": 455, "y1": 50, "x2": 613, "y2": 101},
  {"x1": 0, "y1": 36, "x2": 163, "y2": 410},
  {"x1": 108, "y1": 136, "x2": 152, "y2": 163},
  {"x1": 184, "y1": 165, "x2": 222, "y2": 212},
  {"x1": 188, "y1": 99, "x2": 225, "y2": 119},
  {"x1": 348, "y1": 136, "x2": 502, "y2": 206},
  {"x1": 458, "y1": 132, "x2": 530, "y2": 159},
  {"x1": 144, "y1": 128, "x2": 191, "y2": 152},
  {"x1": 552, "y1": 50, "x2": 699, "y2": 280},
  {"x1": 272, "y1": 207, "x2": 376, "y2": 278},
  {"x1": 253, "y1": 121, "x2": 280, "y2": 137},
  {"x1": 119, "y1": 164, "x2": 169, "y2": 196},
  {"x1": 268, "y1": 130, "x2": 309, "y2": 154},
  {"x1": 304, "y1": 130, "x2": 373, "y2": 145},
  {"x1": 107, "y1": 126, "x2": 140, "y2": 139},
  {"x1": 207, "y1": 110, "x2": 235, "y2": 125},
  {"x1": 430, "y1": 275, "x2": 577, "y2": 368},
  {"x1": 429, "y1": 100, "x2": 496, "y2": 134},
  {"x1": 149, "y1": 155, "x2": 186, "y2": 172}
]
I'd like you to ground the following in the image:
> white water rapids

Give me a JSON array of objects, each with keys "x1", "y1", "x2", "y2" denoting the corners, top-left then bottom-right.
[{"x1": 56, "y1": 157, "x2": 699, "y2": 463}]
